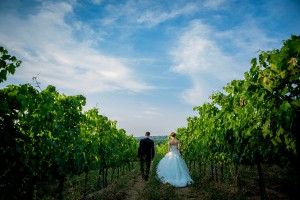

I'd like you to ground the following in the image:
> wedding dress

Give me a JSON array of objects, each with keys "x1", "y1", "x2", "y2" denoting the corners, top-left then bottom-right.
[{"x1": 156, "y1": 145, "x2": 193, "y2": 187}]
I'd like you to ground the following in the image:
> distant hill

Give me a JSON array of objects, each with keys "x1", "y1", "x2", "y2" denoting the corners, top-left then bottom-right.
[
  {"x1": 135, "y1": 135, "x2": 168, "y2": 145},
  {"x1": 134, "y1": 135, "x2": 168, "y2": 140}
]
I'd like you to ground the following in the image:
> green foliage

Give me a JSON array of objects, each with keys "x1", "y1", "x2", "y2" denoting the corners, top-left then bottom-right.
[
  {"x1": 177, "y1": 35, "x2": 300, "y2": 168},
  {"x1": 0, "y1": 48, "x2": 138, "y2": 199},
  {"x1": 0, "y1": 46, "x2": 21, "y2": 83},
  {"x1": 156, "y1": 142, "x2": 168, "y2": 156}
]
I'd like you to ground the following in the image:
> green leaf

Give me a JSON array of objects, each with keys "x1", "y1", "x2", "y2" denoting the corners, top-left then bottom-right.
[
  {"x1": 276, "y1": 127, "x2": 284, "y2": 138},
  {"x1": 0, "y1": 60, "x2": 6, "y2": 68},
  {"x1": 1, "y1": 54, "x2": 10, "y2": 60},
  {"x1": 259, "y1": 92, "x2": 265, "y2": 101},
  {"x1": 291, "y1": 99, "x2": 300, "y2": 107},
  {"x1": 8, "y1": 63, "x2": 16, "y2": 74},
  {"x1": 280, "y1": 86, "x2": 288, "y2": 96},
  {"x1": 0, "y1": 70, "x2": 7, "y2": 82},
  {"x1": 280, "y1": 101, "x2": 291, "y2": 112}
]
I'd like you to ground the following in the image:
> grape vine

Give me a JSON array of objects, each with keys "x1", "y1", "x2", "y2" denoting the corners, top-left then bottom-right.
[
  {"x1": 0, "y1": 47, "x2": 138, "y2": 199},
  {"x1": 177, "y1": 35, "x2": 300, "y2": 199}
]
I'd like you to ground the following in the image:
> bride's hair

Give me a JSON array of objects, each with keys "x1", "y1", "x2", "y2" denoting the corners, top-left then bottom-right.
[{"x1": 170, "y1": 132, "x2": 176, "y2": 137}]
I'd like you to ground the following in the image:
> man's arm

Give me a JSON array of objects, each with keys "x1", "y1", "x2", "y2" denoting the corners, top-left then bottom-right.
[{"x1": 151, "y1": 140, "x2": 155, "y2": 160}]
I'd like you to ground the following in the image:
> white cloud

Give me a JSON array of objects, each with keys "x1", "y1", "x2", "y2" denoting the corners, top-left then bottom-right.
[
  {"x1": 203, "y1": 0, "x2": 227, "y2": 9},
  {"x1": 108, "y1": 104, "x2": 189, "y2": 136},
  {"x1": 0, "y1": 1, "x2": 152, "y2": 94},
  {"x1": 171, "y1": 21, "x2": 237, "y2": 78},
  {"x1": 170, "y1": 18, "x2": 279, "y2": 106},
  {"x1": 215, "y1": 19, "x2": 278, "y2": 56},
  {"x1": 170, "y1": 20, "x2": 240, "y2": 105},
  {"x1": 136, "y1": 3, "x2": 198, "y2": 27},
  {"x1": 141, "y1": 106, "x2": 163, "y2": 119},
  {"x1": 91, "y1": 0, "x2": 102, "y2": 5},
  {"x1": 100, "y1": 1, "x2": 198, "y2": 28},
  {"x1": 179, "y1": 79, "x2": 212, "y2": 106}
]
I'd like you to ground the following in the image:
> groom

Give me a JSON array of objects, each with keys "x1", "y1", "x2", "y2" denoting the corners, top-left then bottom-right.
[{"x1": 138, "y1": 131, "x2": 155, "y2": 181}]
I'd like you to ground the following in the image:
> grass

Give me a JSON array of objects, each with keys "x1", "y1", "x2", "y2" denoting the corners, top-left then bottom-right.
[
  {"x1": 36, "y1": 164, "x2": 139, "y2": 200},
  {"x1": 186, "y1": 163, "x2": 295, "y2": 200},
  {"x1": 35, "y1": 153, "x2": 296, "y2": 200}
]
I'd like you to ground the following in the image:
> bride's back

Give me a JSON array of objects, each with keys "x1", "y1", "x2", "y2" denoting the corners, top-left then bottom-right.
[{"x1": 169, "y1": 139, "x2": 179, "y2": 147}]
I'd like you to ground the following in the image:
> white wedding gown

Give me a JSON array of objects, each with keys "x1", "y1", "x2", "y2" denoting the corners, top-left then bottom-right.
[{"x1": 156, "y1": 145, "x2": 193, "y2": 187}]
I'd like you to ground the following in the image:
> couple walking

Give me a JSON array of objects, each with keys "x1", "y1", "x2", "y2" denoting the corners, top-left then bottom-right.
[{"x1": 137, "y1": 131, "x2": 193, "y2": 187}]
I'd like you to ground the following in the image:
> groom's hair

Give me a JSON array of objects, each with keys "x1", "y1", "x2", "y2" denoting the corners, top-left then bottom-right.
[{"x1": 145, "y1": 132, "x2": 150, "y2": 136}]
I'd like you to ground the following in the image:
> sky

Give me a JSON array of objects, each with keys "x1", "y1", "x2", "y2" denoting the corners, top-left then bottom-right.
[{"x1": 0, "y1": 0, "x2": 299, "y2": 136}]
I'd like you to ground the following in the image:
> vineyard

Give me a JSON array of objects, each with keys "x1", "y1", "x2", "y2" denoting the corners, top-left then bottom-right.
[
  {"x1": 0, "y1": 46, "x2": 138, "y2": 199},
  {"x1": 1, "y1": 35, "x2": 299, "y2": 200},
  {"x1": 176, "y1": 35, "x2": 300, "y2": 199}
]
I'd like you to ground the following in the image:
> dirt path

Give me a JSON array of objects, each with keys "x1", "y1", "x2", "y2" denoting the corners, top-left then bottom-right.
[
  {"x1": 124, "y1": 171, "x2": 201, "y2": 200},
  {"x1": 174, "y1": 186, "x2": 198, "y2": 199},
  {"x1": 124, "y1": 172, "x2": 145, "y2": 200}
]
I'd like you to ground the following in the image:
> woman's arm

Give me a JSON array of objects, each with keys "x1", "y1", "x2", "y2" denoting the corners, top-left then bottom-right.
[{"x1": 178, "y1": 140, "x2": 182, "y2": 155}]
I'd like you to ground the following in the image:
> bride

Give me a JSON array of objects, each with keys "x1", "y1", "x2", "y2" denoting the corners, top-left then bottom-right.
[{"x1": 156, "y1": 132, "x2": 193, "y2": 187}]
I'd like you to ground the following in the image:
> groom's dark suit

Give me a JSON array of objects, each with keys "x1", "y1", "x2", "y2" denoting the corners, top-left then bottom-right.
[{"x1": 138, "y1": 137, "x2": 155, "y2": 180}]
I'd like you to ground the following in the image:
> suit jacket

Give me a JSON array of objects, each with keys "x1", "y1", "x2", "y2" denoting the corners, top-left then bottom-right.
[{"x1": 138, "y1": 137, "x2": 155, "y2": 160}]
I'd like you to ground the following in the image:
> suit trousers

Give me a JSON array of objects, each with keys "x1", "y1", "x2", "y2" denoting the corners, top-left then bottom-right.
[{"x1": 140, "y1": 155, "x2": 151, "y2": 180}]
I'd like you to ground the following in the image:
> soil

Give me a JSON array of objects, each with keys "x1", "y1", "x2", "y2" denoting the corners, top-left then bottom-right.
[
  {"x1": 124, "y1": 173, "x2": 145, "y2": 200},
  {"x1": 124, "y1": 171, "x2": 203, "y2": 200}
]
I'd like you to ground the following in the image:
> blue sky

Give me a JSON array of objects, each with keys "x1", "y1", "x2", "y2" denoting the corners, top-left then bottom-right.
[{"x1": 1, "y1": 0, "x2": 299, "y2": 136}]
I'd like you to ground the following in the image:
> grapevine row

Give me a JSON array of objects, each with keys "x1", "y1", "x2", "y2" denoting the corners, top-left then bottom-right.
[
  {"x1": 0, "y1": 47, "x2": 138, "y2": 199},
  {"x1": 177, "y1": 35, "x2": 300, "y2": 198}
]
